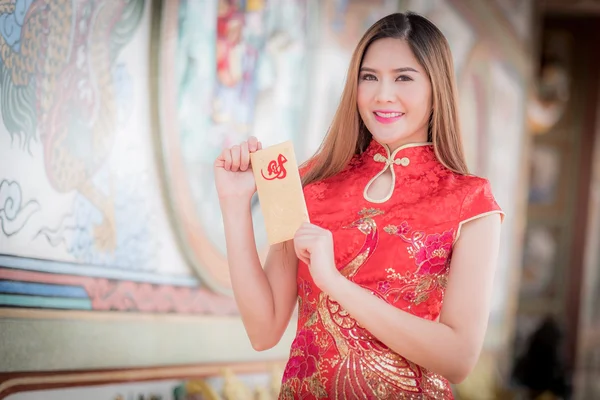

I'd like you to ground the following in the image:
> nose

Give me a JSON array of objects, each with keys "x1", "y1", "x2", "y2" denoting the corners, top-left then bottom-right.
[{"x1": 374, "y1": 81, "x2": 396, "y2": 103}]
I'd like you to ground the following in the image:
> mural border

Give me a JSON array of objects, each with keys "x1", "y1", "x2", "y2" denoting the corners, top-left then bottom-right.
[
  {"x1": 0, "y1": 357, "x2": 284, "y2": 399},
  {"x1": 150, "y1": 0, "x2": 234, "y2": 295},
  {"x1": 0, "y1": 308, "x2": 294, "y2": 377}
]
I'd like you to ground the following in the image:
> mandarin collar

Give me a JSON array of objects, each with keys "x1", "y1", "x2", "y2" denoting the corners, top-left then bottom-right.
[
  {"x1": 359, "y1": 139, "x2": 439, "y2": 204},
  {"x1": 362, "y1": 139, "x2": 436, "y2": 170}
]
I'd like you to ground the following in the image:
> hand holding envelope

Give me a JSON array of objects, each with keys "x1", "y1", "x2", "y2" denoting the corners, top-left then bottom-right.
[{"x1": 214, "y1": 137, "x2": 263, "y2": 202}]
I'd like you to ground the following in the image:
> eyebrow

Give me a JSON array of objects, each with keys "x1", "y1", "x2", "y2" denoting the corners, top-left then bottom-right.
[{"x1": 360, "y1": 67, "x2": 419, "y2": 73}]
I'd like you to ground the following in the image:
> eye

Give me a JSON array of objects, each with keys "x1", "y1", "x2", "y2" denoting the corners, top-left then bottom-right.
[
  {"x1": 396, "y1": 75, "x2": 413, "y2": 82},
  {"x1": 360, "y1": 73, "x2": 377, "y2": 81}
]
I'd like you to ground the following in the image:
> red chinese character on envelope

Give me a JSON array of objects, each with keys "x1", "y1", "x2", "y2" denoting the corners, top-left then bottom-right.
[{"x1": 261, "y1": 154, "x2": 288, "y2": 180}]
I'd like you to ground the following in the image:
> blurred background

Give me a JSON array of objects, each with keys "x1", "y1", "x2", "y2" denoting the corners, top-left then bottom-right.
[{"x1": 0, "y1": 0, "x2": 599, "y2": 399}]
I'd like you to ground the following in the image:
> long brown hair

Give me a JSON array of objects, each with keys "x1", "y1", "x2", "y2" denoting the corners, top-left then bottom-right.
[{"x1": 301, "y1": 12, "x2": 469, "y2": 187}]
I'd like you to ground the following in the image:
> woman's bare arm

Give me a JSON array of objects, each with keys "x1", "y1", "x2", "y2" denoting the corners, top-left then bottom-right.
[{"x1": 221, "y1": 200, "x2": 299, "y2": 351}]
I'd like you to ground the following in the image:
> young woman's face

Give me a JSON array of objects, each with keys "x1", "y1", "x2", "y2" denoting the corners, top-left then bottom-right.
[{"x1": 357, "y1": 38, "x2": 432, "y2": 150}]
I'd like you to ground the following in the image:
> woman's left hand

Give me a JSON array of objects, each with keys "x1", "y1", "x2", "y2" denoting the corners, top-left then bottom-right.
[{"x1": 293, "y1": 222, "x2": 341, "y2": 291}]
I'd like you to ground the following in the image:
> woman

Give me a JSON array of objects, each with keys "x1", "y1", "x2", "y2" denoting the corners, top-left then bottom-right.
[{"x1": 214, "y1": 12, "x2": 504, "y2": 399}]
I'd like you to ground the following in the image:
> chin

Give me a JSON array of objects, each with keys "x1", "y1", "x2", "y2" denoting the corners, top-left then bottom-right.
[
  {"x1": 370, "y1": 126, "x2": 428, "y2": 148},
  {"x1": 371, "y1": 133, "x2": 410, "y2": 146}
]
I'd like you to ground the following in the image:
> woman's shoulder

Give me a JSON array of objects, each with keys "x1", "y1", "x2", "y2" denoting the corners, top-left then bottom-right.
[
  {"x1": 300, "y1": 154, "x2": 363, "y2": 188},
  {"x1": 449, "y1": 173, "x2": 504, "y2": 224},
  {"x1": 451, "y1": 172, "x2": 492, "y2": 193}
]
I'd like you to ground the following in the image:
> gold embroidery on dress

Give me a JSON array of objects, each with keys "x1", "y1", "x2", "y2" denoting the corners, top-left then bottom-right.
[
  {"x1": 383, "y1": 224, "x2": 454, "y2": 308},
  {"x1": 284, "y1": 280, "x2": 330, "y2": 398},
  {"x1": 285, "y1": 209, "x2": 452, "y2": 399},
  {"x1": 315, "y1": 208, "x2": 450, "y2": 399}
]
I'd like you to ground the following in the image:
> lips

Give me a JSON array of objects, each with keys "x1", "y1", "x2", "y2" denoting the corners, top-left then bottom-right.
[{"x1": 373, "y1": 110, "x2": 404, "y2": 124}]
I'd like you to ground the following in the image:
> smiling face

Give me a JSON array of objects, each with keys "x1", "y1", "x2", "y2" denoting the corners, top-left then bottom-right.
[{"x1": 357, "y1": 38, "x2": 433, "y2": 151}]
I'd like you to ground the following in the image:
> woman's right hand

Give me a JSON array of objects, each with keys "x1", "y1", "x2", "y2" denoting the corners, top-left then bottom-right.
[{"x1": 214, "y1": 136, "x2": 263, "y2": 202}]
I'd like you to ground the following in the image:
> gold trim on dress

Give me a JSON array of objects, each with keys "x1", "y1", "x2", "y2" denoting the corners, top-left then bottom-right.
[
  {"x1": 363, "y1": 142, "x2": 432, "y2": 204},
  {"x1": 453, "y1": 210, "x2": 505, "y2": 245}
]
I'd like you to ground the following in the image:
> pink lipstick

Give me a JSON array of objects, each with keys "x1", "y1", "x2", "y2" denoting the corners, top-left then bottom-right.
[{"x1": 373, "y1": 110, "x2": 404, "y2": 124}]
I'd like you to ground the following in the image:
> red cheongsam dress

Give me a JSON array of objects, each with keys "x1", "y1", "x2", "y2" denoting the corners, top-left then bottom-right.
[{"x1": 279, "y1": 140, "x2": 504, "y2": 400}]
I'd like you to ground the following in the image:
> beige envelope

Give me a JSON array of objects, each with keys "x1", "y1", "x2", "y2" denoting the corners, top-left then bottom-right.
[{"x1": 250, "y1": 141, "x2": 310, "y2": 245}]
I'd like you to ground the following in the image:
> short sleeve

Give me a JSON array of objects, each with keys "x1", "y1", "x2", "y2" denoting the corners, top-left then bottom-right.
[{"x1": 459, "y1": 178, "x2": 505, "y2": 225}]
